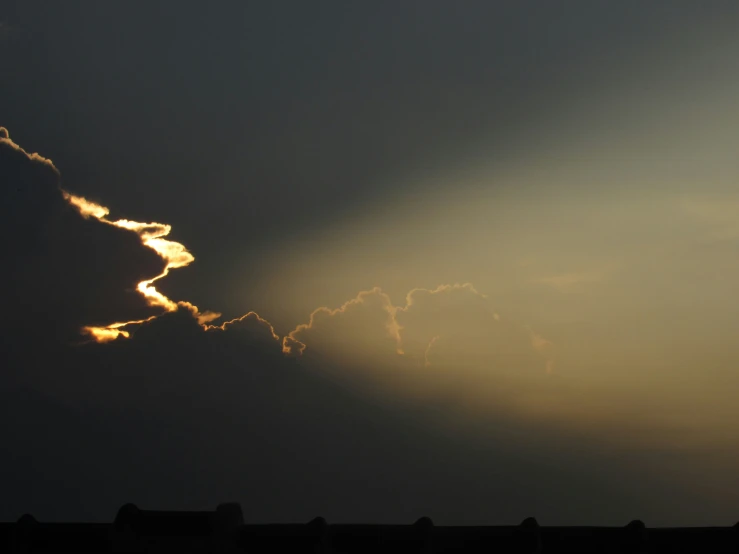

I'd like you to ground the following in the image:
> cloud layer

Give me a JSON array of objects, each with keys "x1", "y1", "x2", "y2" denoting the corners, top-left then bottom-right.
[
  {"x1": 0, "y1": 128, "x2": 166, "y2": 346},
  {"x1": 2, "y1": 125, "x2": 726, "y2": 449},
  {"x1": 4, "y1": 127, "x2": 739, "y2": 526}
]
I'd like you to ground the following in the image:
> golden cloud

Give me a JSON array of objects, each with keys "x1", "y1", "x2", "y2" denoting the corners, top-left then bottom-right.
[{"x1": 0, "y1": 126, "x2": 58, "y2": 172}]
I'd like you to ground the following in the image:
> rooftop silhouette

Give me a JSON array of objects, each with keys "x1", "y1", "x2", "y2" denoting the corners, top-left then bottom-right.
[{"x1": 3, "y1": 504, "x2": 739, "y2": 553}]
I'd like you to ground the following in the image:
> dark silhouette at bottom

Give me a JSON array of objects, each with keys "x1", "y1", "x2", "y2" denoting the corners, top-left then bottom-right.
[{"x1": 3, "y1": 504, "x2": 739, "y2": 552}]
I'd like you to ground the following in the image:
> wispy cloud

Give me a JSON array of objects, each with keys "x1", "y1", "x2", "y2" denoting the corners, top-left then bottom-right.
[
  {"x1": 282, "y1": 282, "x2": 488, "y2": 357},
  {"x1": 0, "y1": 126, "x2": 57, "y2": 170},
  {"x1": 6, "y1": 125, "x2": 562, "y2": 396}
]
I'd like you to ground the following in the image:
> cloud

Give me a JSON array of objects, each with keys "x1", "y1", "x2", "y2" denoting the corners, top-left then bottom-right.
[
  {"x1": 284, "y1": 283, "x2": 493, "y2": 358},
  {"x1": 0, "y1": 127, "x2": 708, "y2": 454},
  {"x1": 279, "y1": 282, "x2": 559, "y2": 421},
  {"x1": 5, "y1": 127, "x2": 739, "y2": 527},
  {"x1": 276, "y1": 279, "x2": 721, "y2": 457},
  {"x1": 60, "y1": 190, "x2": 203, "y2": 340},
  {"x1": 3, "y1": 263, "x2": 718, "y2": 526},
  {"x1": 205, "y1": 310, "x2": 280, "y2": 341},
  {"x1": 282, "y1": 287, "x2": 396, "y2": 356},
  {"x1": 0, "y1": 128, "x2": 165, "y2": 345},
  {"x1": 0, "y1": 131, "x2": 268, "y2": 343},
  {"x1": 45, "y1": 152, "x2": 280, "y2": 345},
  {"x1": 0, "y1": 127, "x2": 55, "y2": 168},
  {"x1": 6, "y1": 134, "x2": 555, "y2": 415},
  {"x1": 11, "y1": 302, "x2": 711, "y2": 526},
  {"x1": 7, "y1": 286, "x2": 726, "y2": 526}
]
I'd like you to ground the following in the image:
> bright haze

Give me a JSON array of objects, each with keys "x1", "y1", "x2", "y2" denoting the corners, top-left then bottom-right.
[{"x1": 3, "y1": 1, "x2": 739, "y2": 526}]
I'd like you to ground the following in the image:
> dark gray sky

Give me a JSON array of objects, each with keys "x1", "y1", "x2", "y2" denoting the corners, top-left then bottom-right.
[
  {"x1": 3, "y1": 1, "x2": 739, "y2": 525},
  {"x1": 3, "y1": 0, "x2": 732, "y2": 315}
]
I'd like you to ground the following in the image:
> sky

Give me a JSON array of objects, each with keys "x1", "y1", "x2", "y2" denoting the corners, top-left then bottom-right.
[{"x1": 3, "y1": 1, "x2": 739, "y2": 526}]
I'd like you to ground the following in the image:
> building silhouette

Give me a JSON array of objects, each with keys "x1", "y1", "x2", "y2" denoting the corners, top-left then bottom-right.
[{"x1": 3, "y1": 504, "x2": 739, "y2": 552}]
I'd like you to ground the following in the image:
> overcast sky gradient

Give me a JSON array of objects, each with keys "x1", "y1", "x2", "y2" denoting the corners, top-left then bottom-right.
[{"x1": 3, "y1": 1, "x2": 739, "y2": 525}]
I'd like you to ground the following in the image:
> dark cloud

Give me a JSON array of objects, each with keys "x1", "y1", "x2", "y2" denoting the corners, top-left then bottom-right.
[
  {"x1": 4, "y1": 300, "x2": 717, "y2": 526},
  {"x1": 5, "y1": 306, "x2": 727, "y2": 526},
  {"x1": 2, "y1": 130, "x2": 737, "y2": 528},
  {"x1": 4, "y1": 1, "x2": 737, "y2": 315},
  {"x1": 3, "y1": 0, "x2": 739, "y2": 530},
  {"x1": 282, "y1": 284, "x2": 551, "y2": 409},
  {"x1": 0, "y1": 129, "x2": 165, "y2": 351}
]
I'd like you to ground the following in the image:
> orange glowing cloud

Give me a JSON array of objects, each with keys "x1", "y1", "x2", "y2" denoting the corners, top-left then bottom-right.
[
  {"x1": 278, "y1": 280, "x2": 561, "y2": 425},
  {"x1": 59, "y1": 188, "x2": 282, "y2": 344},
  {"x1": 281, "y1": 282, "x2": 536, "y2": 368},
  {"x1": 390, "y1": 283, "x2": 488, "y2": 355},
  {"x1": 62, "y1": 191, "x2": 195, "y2": 313},
  {"x1": 205, "y1": 311, "x2": 280, "y2": 341},
  {"x1": 0, "y1": 127, "x2": 58, "y2": 172},
  {"x1": 60, "y1": 184, "x2": 549, "y2": 366},
  {"x1": 62, "y1": 192, "x2": 109, "y2": 220},
  {"x1": 60, "y1": 191, "x2": 212, "y2": 341},
  {"x1": 281, "y1": 287, "x2": 395, "y2": 355},
  {"x1": 7, "y1": 126, "x2": 546, "y2": 362},
  {"x1": 83, "y1": 326, "x2": 130, "y2": 343}
]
